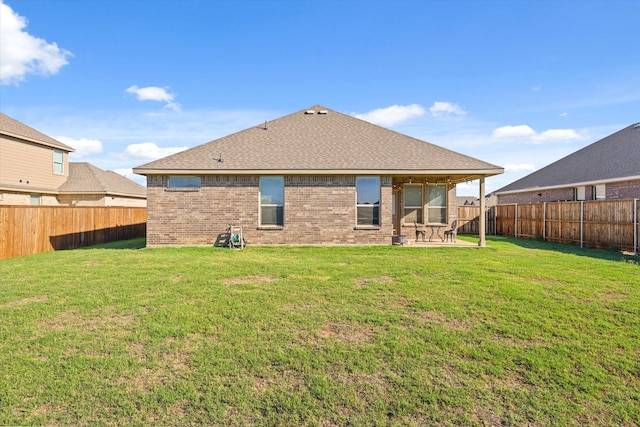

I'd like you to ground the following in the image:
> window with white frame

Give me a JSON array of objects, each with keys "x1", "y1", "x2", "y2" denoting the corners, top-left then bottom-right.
[
  {"x1": 168, "y1": 176, "x2": 201, "y2": 188},
  {"x1": 593, "y1": 184, "x2": 606, "y2": 200},
  {"x1": 356, "y1": 177, "x2": 380, "y2": 226},
  {"x1": 574, "y1": 186, "x2": 585, "y2": 201},
  {"x1": 403, "y1": 184, "x2": 423, "y2": 224},
  {"x1": 260, "y1": 176, "x2": 284, "y2": 226},
  {"x1": 53, "y1": 150, "x2": 64, "y2": 174},
  {"x1": 427, "y1": 185, "x2": 447, "y2": 224}
]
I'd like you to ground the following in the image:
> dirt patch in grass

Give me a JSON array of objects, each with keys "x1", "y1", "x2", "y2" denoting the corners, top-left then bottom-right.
[
  {"x1": 1, "y1": 296, "x2": 48, "y2": 308},
  {"x1": 222, "y1": 276, "x2": 276, "y2": 286},
  {"x1": 316, "y1": 321, "x2": 373, "y2": 343},
  {"x1": 38, "y1": 310, "x2": 135, "y2": 332},
  {"x1": 288, "y1": 274, "x2": 331, "y2": 282},
  {"x1": 354, "y1": 276, "x2": 395, "y2": 287},
  {"x1": 414, "y1": 310, "x2": 473, "y2": 332}
]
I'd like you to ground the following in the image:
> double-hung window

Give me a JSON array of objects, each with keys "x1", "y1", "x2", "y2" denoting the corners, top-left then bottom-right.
[
  {"x1": 260, "y1": 177, "x2": 284, "y2": 226},
  {"x1": 574, "y1": 186, "x2": 585, "y2": 201},
  {"x1": 53, "y1": 150, "x2": 64, "y2": 174},
  {"x1": 427, "y1": 184, "x2": 447, "y2": 224},
  {"x1": 403, "y1": 184, "x2": 423, "y2": 223},
  {"x1": 356, "y1": 177, "x2": 380, "y2": 226}
]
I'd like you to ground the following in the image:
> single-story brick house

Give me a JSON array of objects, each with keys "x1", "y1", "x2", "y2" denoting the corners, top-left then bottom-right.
[
  {"x1": 495, "y1": 123, "x2": 640, "y2": 204},
  {"x1": 133, "y1": 105, "x2": 503, "y2": 246}
]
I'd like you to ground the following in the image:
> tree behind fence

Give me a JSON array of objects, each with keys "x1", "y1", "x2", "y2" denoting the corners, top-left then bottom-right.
[{"x1": 1, "y1": 206, "x2": 147, "y2": 259}]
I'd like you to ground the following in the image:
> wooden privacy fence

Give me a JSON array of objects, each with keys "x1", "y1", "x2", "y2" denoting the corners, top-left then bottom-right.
[
  {"x1": 495, "y1": 200, "x2": 639, "y2": 253},
  {"x1": 0, "y1": 206, "x2": 147, "y2": 259}
]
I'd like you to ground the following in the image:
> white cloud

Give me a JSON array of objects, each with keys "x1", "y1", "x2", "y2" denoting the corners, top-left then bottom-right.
[
  {"x1": 504, "y1": 163, "x2": 536, "y2": 172},
  {"x1": 57, "y1": 136, "x2": 103, "y2": 159},
  {"x1": 125, "y1": 85, "x2": 181, "y2": 111},
  {"x1": 532, "y1": 129, "x2": 581, "y2": 143},
  {"x1": 355, "y1": 104, "x2": 425, "y2": 126},
  {"x1": 122, "y1": 142, "x2": 188, "y2": 162},
  {"x1": 492, "y1": 125, "x2": 582, "y2": 144},
  {"x1": 492, "y1": 125, "x2": 536, "y2": 138},
  {"x1": 0, "y1": 1, "x2": 73, "y2": 85},
  {"x1": 429, "y1": 101, "x2": 467, "y2": 118}
]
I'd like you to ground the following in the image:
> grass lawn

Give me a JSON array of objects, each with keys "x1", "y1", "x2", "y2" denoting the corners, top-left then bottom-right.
[{"x1": 1, "y1": 236, "x2": 638, "y2": 426}]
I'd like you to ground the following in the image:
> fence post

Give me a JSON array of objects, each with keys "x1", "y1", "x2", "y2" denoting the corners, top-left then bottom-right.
[
  {"x1": 580, "y1": 201, "x2": 584, "y2": 248},
  {"x1": 543, "y1": 202, "x2": 546, "y2": 241},
  {"x1": 635, "y1": 199, "x2": 638, "y2": 256},
  {"x1": 515, "y1": 203, "x2": 518, "y2": 238}
]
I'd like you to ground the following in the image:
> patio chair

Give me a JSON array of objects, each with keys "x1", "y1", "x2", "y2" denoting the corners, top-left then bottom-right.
[
  {"x1": 414, "y1": 222, "x2": 426, "y2": 242},
  {"x1": 444, "y1": 220, "x2": 457, "y2": 242}
]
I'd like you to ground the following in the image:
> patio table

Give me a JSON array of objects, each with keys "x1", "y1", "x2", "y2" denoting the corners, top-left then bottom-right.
[{"x1": 428, "y1": 224, "x2": 446, "y2": 242}]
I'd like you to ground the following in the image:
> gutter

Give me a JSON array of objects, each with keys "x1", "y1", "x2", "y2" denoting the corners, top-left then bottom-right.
[{"x1": 495, "y1": 174, "x2": 640, "y2": 196}]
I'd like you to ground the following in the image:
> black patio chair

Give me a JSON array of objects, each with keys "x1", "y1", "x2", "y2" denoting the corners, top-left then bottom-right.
[
  {"x1": 444, "y1": 220, "x2": 457, "y2": 242},
  {"x1": 414, "y1": 222, "x2": 426, "y2": 242}
]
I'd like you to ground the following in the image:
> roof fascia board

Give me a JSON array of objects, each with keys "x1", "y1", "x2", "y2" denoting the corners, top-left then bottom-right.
[
  {"x1": 1, "y1": 131, "x2": 75, "y2": 152},
  {"x1": 58, "y1": 191, "x2": 146, "y2": 198},
  {"x1": 495, "y1": 174, "x2": 640, "y2": 195},
  {"x1": 0, "y1": 184, "x2": 60, "y2": 195},
  {"x1": 133, "y1": 168, "x2": 504, "y2": 176}
]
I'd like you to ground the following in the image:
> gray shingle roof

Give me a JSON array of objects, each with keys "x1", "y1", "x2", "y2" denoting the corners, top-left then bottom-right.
[
  {"x1": 133, "y1": 105, "x2": 502, "y2": 178},
  {"x1": 495, "y1": 123, "x2": 640, "y2": 194},
  {"x1": 0, "y1": 112, "x2": 75, "y2": 152},
  {"x1": 59, "y1": 162, "x2": 146, "y2": 198}
]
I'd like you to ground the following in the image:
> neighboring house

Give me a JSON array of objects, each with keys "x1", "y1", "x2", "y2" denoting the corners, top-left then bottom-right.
[
  {"x1": 133, "y1": 105, "x2": 503, "y2": 246},
  {"x1": 58, "y1": 162, "x2": 146, "y2": 207},
  {"x1": 456, "y1": 194, "x2": 497, "y2": 207},
  {"x1": 1, "y1": 112, "x2": 74, "y2": 205},
  {"x1": 0, "y1": 113, "x2": 146, "y2": 207},
  {"x1": 495, "y1": 123, "x2": 640, "y2": 204}
]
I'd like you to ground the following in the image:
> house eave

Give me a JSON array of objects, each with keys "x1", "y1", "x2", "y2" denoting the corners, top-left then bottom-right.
[
  {"x1": 495, "y1": 174, "x2": 640, "y2": 196},
  {"x1": 0, "y1": 131, "x2": 75, "y2": 152},
  {"x1": 133, "y1": 168, "x2": 504, "y2": 180},
  {"x1": 58, "y1": 190, "x2": 147, "y2": 199}
]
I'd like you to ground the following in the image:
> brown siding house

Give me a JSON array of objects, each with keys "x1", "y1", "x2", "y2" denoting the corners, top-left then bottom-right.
[
  {"x1": 495, "y1": 123, "x2": 640, "y2": 204},
  {"x1": 0, "y1": 113, "x2": 146, "y2": 206},
  {"x1": 133, "y1": 105, "x2": 503, "y2": 246},
  {"x1": 0, "y1": 112, "x2": 74, "y2": 205}
]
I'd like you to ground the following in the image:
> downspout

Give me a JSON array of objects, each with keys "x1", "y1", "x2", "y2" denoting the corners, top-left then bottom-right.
[{"x1": 580, "y1": 200, "x2": 584, "y2": 248}]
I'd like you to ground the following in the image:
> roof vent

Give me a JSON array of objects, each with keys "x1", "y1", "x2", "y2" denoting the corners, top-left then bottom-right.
[
  {"x1": 634, "y1": 123, "x2": 640, "y2": 129},
  {"x1": 318, "y1": 110, "x2": 328, "y2": 115},
  {"x1": 305, "y1": 110, "x2": 315, "y2": 115}
]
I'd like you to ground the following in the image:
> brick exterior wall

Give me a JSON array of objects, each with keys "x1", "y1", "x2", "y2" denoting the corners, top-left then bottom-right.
[
  {"x1": 497, "y1": 179, "x2": 640, "y2": 204},
  {"x1": 146, "y1": 175, "x2": 394, "y2": 246}
]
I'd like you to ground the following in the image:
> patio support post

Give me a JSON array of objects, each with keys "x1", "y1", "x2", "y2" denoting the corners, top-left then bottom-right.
[{"x1": 478, "y1": 177, "x2": 486, "y2": 247}]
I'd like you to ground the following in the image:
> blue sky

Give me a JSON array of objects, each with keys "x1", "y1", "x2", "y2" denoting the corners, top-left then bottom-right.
[{"x1": 1, "y1": 0, "x2": 639, "y2": 194}]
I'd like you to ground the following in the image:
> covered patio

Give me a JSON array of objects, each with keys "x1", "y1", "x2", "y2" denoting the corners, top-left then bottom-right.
[{"x1": 391, "y1": 174, "x2": 494, "y2": 247}]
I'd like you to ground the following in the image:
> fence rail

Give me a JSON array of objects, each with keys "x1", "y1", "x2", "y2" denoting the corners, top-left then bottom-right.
[
  {"x1": 1, "y1": 206, "x2": 147, "y2": 259},
  {"x1": 458, "y1": 199, "x2": 639, "y2": 254}
]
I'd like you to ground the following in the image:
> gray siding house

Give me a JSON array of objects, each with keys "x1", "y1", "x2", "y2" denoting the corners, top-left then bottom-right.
[{"x1": 133, "y1": 105, "x2": 503, "y2": 246}]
